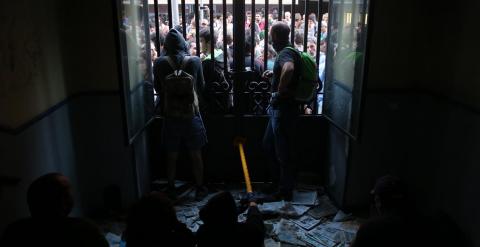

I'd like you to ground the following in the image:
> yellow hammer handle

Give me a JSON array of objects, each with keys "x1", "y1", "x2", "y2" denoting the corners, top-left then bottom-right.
[{"x1": 238, "y1": 143, "x2": 253, "y2": 193}]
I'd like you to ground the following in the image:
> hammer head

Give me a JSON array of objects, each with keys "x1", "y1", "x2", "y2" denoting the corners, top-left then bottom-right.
[{"x1": 233, "y1": 137, "x2": 247, "y2": 147}]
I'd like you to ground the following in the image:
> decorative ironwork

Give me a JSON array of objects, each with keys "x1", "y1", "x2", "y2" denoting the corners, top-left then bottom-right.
[
  {"x1": 204, "y1": 75, "x2": 234, "y2": 114},
  {"x1": 245, "y1": 79, "x2": 272, "y2": 115}
]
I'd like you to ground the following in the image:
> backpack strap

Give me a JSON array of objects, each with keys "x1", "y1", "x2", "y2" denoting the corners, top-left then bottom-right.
[{"x1": 165, "y1": 56, "x2": 179, "y2": 70}]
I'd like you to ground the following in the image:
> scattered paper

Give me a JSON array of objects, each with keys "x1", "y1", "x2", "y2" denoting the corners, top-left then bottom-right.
[
  {"x1": 293, "y1": 215, "x2": 322, "y2": 230},
  {"x1": 333, "y1": 210, "x2": 354, "y2": 222},
  {"x1": 308, "y1": 195, "x2": 338, "y2": 219},
  {"x1": 292, "y1": 190, "x2": 318, "y2": 205}
]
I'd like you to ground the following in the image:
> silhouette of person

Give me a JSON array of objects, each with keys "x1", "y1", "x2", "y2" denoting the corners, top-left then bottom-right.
[{"x1": 1, "y1": 173, "x2": 108, "y2": 247}]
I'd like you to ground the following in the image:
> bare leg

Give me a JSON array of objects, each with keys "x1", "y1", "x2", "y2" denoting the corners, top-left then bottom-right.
[
  {"x1": 167, "y1": 152, "x2": 179, "y2": 187},
  {"x1": 189, "y1": 150, "x2": 204, "y2": 187}
]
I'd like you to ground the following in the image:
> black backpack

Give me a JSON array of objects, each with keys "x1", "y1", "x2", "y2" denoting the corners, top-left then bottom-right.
[{"x1": 163, "y1": 56, "x2": 199, "y2": 118}]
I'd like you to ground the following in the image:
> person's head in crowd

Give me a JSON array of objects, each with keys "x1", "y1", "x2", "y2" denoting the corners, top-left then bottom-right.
[
  {"x1": 273, "y1": 13, "x2": 279, "y2": 22},
  {"x1": 199, "y1": 28, "x2": 218, "y2": 55},
  {"x1": 27, "y1": 173, "x2": 74, "y2": 218},
  {"x1": 149, "y1": 23, "x2": 155, "y2": 34},
  {"x1": 320, "y1": 41, "x2": 327, "y2": 53},
  {"x1": 125, "y1": 192, "x2": 192, "y2": 247},
  {"x1": 246, "y1": 10, "x2": 252, "y2": 19},
  {"x1": 307, "y1": 39, "x2": 316, "y2": 57},
  {"x1": 371, "y1": 175, "x2": 407, "y2": 216},
  {"x1": 295, "y1": 13, "x2": 302, "y2": 28},
  {"x1": 255, "y1": 11, "x2": 263, "y2": 23},
  {"x1": 321, "y1": 22, "x2": 328, "y2": 33},
  {"x1": 189, "y1": 42, "x2": 197, "y2": 56},
  {"x1": 226, "y1": 12, "x2": 233, "y2": 23},
  {"x1": 284, "y1": 11, "x2": 291, "y2": 22},
  {"x1": 322, "y1": 12, "x2": 329, "y2": 22},
  {"x1": 294, "y1": 31, "x2": 304, "y2": 47},
  {"x1": 201, "y1": 19, "x2": 209, "y2": 27},
  {"x1": 215, "y1": 13, "x2": 223, "y2": 26},
  {"x1": 308, "y1": 13, "x2": 317, "y2": 28},
  {"x1": 199, "y1": 191, "x2": 238, "y2": 226},
  {"x1": 270, "y1": 22, "x2": 291, "y2": 52}
]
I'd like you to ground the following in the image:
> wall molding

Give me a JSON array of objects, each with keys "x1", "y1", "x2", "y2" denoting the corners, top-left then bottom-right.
[{"x1": 0, "y1": 90, "x2": 119, "y2": 135}]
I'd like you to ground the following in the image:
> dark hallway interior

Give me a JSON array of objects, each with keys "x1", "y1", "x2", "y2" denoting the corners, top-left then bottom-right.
[{"x1": 1, "y1": 0, "x2": 479, "y2": 246}]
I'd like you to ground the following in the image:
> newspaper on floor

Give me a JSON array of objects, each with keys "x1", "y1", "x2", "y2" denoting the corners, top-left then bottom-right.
[
  {"x1": 333, "y1": 210, "x2": 354, "y2": 222},
  {"x1": 105, "y1": 232, "x2": 121, "y2": 247},
  {"x1": 237, "y1": 211, "x2": 247, "y2": 223},
  {"x1": 265, "y1": 218, "x2": 282, "y2": 237},
  {"x1": 264, "y1": 238, "x2": 281, "y2": 247},
  {"x1": 307, "y1": 195, "x2": 338, "y2": 219},
  {"x1": 304, "y1": 228, "x2": 339, "y2": 247},
  {"x1": 258, "y1": 201, "x2": 287, "y2": 214},
  {"x1": 292, "y1": 190, "x2": 318, "y2": 205},
  {"x1": 274, "y1": 219, "x2": 308, "y2": 246},
  {"x1": 176, "y1": 206, "x2": 199, "y2": 218},
  {"x1": 293, "y1": 215, "x2": 322, "y2": 230},
  {"x1": 320, "y1": 220, "x2": 360, "y2": 234}
]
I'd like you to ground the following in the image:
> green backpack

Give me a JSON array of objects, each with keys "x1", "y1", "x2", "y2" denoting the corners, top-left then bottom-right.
[{"x1": 285, "y1": 47, "x2": 318, "y2": 103}]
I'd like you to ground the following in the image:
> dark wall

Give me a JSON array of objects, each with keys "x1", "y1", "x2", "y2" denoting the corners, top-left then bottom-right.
[
  {"x1": 328, "y1": 0, "x2": 480, "y2": 245},
  {"x1": 0, "y1": 0, "x2": 143, "y2": 234}
]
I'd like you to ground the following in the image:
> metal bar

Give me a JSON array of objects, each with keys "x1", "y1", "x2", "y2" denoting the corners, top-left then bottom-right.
[
  {"x1": 182, "y1": 0, "x2": 187, "y2": 39},
  {"x1": 290, "y1": 2, "x2": 295, "y2": 45},
  {"x1": 251, "y1": 0, "x2": 256, "y2": 70},
  {"x1": 233, "y1": 1, "x2": 245, "y2": 71},
  {"x1": 223, "y1": 0, "x2": 228, "y2": 73},
  {"x1": 315, "y1": 0, "x2": 323, "y2": 65},
  {"x1": 209, "y1": 0, "x2": 215, "y2": 71},
  {"x1": 233, "y1": 1, "x2": 245, "y2": 114},
  {"x1": 279, "y1": 0, "x2": 283, "y2": 20},
  {"x1": 264, "y1": 0, "x2": 269, "y2": 70},
  {"x1": 195, "y1": 0, "x2": 200, "y2": 57},
  {"x1": 153, "y1": 0, "x2": 161, "y2": 54},
  {"x1": 303, "y1": 0, "x2": 309, "y2": 52},
  {"x1": 167, "y1": 0, "x2": 173, "y2": 28}
]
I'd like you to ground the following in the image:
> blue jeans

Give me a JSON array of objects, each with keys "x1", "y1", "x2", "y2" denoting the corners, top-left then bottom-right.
[{"x1": 263, "y1": 105, "x2": 299, "y2": 195}]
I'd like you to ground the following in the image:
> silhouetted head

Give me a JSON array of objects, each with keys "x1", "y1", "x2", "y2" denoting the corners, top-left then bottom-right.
[
  {"x1": 27, "y1": 173, "x2": 74, "y2": 218},
  {"x1": 199, "y1": 191, "x2": 238, "y2": 226},
  {"x1": 270, "y1": 22, "x2": 290, "y2": 52},
  {"x1": 371, "y1": 175, "x2": 406, "y2": 216},
  {"x1": 125, "y1": 192, "x2": 178, "y2": 247}
]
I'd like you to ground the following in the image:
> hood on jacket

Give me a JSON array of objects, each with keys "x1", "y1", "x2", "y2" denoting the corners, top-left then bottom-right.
[{"x1": 163, "y1": 28, "x2": 189, "y2": 64}]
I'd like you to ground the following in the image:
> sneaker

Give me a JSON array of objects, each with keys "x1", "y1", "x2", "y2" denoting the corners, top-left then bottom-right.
[{"x1": 194, "y1": 185, "x2": 209, "y2": 201}]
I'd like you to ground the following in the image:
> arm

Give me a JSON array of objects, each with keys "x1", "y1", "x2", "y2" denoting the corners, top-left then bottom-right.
[
  {"x1": 277, "y1": 61, "x2": 295, "y2": 98},
  {"x1": 245, "y1": 205, "x2": 265, "y2": 235}
]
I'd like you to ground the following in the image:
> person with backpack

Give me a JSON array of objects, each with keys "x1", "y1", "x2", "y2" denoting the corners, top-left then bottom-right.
[
  {"x1": 153, "y1": 28, "x2": 208, "y2": 201},
  {"x1": 262, "y1": 22, "x2": 319, "y2": 201}
]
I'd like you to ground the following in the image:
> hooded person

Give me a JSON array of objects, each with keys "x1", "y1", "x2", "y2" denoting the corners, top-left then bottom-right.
[
  {"x1": 153, "y1": 28, "x2": 209, "y2": 201},
  {"x1": 196, "y1": 191, "x2": 265, "y2": 247}
]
